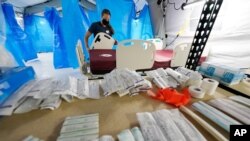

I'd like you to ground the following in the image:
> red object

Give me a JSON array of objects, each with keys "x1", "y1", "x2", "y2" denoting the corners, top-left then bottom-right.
[
  {"x1": 89, "y1": 49, "x2": 116, "y2": 74},
  {"x1": 89, "y1": 49, "x2": 206, "y2": 74},
  {"x1": 151, "y1": 88, "x2": 191, "y2": 107},
  {"x1": 152, "y1": 50, "x2": 173, "y2": 69}
]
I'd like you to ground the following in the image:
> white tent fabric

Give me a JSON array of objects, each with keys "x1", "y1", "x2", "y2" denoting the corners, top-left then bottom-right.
[{"x1": 161, "y1": 0, "x2": 250, "y2": 69}]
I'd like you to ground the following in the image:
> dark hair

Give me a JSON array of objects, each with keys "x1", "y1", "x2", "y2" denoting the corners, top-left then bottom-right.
[
  {"x1": 101, "y1": 9, "x2": 114, "y2": 35},
  {"x1": 102, "y1": 9, "x2": 111, "y2": 16}
]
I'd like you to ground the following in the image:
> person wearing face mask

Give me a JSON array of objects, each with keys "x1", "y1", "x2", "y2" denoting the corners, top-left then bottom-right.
[{"x1": 84, "y1": 9, "x2": 117, "y2": 50}]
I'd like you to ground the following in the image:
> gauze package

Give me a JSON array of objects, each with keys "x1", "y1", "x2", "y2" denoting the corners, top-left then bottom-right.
[
  {"x1": 99, "y1": 135, "x2": 114, "y2": 141},
  {"x1": 130, "y1": 127, "x2": 144, "y2": 141},
  {"x1": 88, "y1": 80, "x2": 101, "y2": 99},
  {"x1": 167, "y1": 109, "x2": 207, "y2": 141},
  {"x1": 136, "y1": 112, "x2": 167, "y2": 141},
  {"x1": 137, "y1": 109, "x2": 206, "y2": 141},
  {"x1": 89, "y1": 135, "x2": 114, "y2": 141},
  {"x1": 100, "y1": 69, "x2": 152, "y2": 97},
  {"x1": 40, "y1": 95, "x2": 62, "y2": 110},
  {"x1": 151, "y1": 110, "x2": 186, "y2": 141},
  {"x1": 26, "y1": 78, "x2": 56, "y2": 99},
  {"x1": 175, "y1": 67, "x2": 203, "y2": 87},
  {"x1": 166, "y1": 68, "x2": 189, "y2": 86},
  {"x1": 58, "y1": 113, "x2": 99, "y2": 141},
  {"x1": 57, "y1": 134, "x2": 98, "y2": 141},
  {"x1": 117, "y1": 129, "x2": 135, "y2": 141},
  {"x1": 69, "y1": 73, "x2": 89, "y2": 99},
  {"x1": 14, "y1": 97, "x2": 43, "y2": 114},
  {"x1": 146, "y1": 68, "x2": 179, "y2": 88}
]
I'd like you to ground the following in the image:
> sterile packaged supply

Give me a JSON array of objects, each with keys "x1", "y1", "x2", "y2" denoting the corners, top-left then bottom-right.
[
  {"x1": 22, "y1": 135, "x2": 44, "y2": 141},
  {"x1": 175, "y1": 67, "x2": 203, "y2": 87},
  {"x1": 130, "y1": 127, "x2": 144, "y2": 141},
  {"x1": 40, "y1": 95, "x2": 62, "y2": 110},
  {"x1": 90, "y1": 135, "x2": 114, "y2": 141},
  {"x1": 146, "y1": 68, "x2": 179, "y2": 88},
  {"x1": 208, "y1": 99, "x2": 250, "y2": 124},
  {"x1": 117, "y1": 129, "x2": 135, "y2": 141},
  {"x1": 57, "y1": 113, "x2": 99, "y2": 141},
  {"x1": 137, "y1": 109, "x2": 207, "y2": 141},
  {"x1": 69, "y1": 73, "x2": 89, "y2": 99},
  {"x1": 166, "y1": 68, "x2": 189, "y2": 87},
  {"x1": 151, "y1": 110, "x2": 186, "y2": 141},
  {"x1": 99, "y1": 135, "x2": 115, "y2": 141},
  {"x1": 199, "y1": 62, "x2": 245, "y2": 85},
  {"x1": 137, "y1": 112, "x2": 167, "y2": 141},
  {"x1": 192, "y1": 101, "x2": 241, "y2": 132},
  {"x1": 168, "y1": 109, "x2": 207, "y2": 141},
  {"x1": 229, "y1": 95, "x2": 250, "y2": 107},
  {"x1": 100, "y1": 69, "x2": 152, "y2": 97}
]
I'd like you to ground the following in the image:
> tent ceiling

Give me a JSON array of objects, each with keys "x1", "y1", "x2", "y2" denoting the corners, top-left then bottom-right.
[{"x1": 6, "y1": 0, "x2": 48, "y2": 8}]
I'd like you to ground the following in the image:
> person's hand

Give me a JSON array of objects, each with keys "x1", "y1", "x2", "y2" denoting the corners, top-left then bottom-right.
[{"x1": 87, "y1": 47, "x2": 90, "y2": 51}]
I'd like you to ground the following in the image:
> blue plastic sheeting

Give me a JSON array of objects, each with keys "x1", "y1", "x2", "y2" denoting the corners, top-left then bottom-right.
[
  {"x1": 61, "y1": 0, "x2": 90, "y2": 68},
  {"x1": 2, "y1": 3, "x2": 37, "y2": 65},
  {"x1": 129, "y1": 4, "x2": 153, "y2": 40},
  {"x1": 91, "y1": 0, "x2": 153, "y2": 41},
  {"x1": 94, "y1": 0, "x2": 134, "y2": 42},
  {"x1": 24, "y1": 15, "x2": 54, "y2": 52},
  {"x1": 0, "y1": 5, "x2": 5, "y2": 45},
  {"x1": 44, "y1": 7, "x2": 70, "y2": 69},
  {"x1": 0, "y1": 67, "x2": 35, "y2": 105}
]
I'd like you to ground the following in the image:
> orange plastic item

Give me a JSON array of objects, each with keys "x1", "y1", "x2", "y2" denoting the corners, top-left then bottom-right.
[{"x1": 150, "y1": 88, "x2": 191, "y2": 107}]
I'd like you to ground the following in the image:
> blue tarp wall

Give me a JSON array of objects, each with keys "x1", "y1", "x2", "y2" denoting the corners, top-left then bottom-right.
[
  {"x1": 44, "y1": 7, "x2": 70, "y2": 69},
  {"x1": 24, "y1": 15, "x2": 54, "y2": 53},
  {"x1": 1, "y1": 3, "x2": 37, "y2": 66}
]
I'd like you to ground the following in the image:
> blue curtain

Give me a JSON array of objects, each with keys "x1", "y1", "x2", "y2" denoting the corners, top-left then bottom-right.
[
  {"x1": 2, "y1": 3, "x2": 37, "y2": 66},
  {"x1": 61, "y1": 0, "x2": 90, "y2": 68},
  {"x1": 129, "y1": 4, "x2": 153, "y2": 40},
  {"x1": 24, "y1": 15, "x2": 54, "y2": 52},
  {"x1": 0, "y1": 4, "x2": 5, "y2": 45},
  {"x1": 88, "y1": 0, "x2": 153, "y2": 41},
  {"x1": 44, "y1": 7, "x2": 70, "y2": 69},
  {"x1": 93, "y1": 0, "x2": 134, "y2": 42},
  {"x1": 56, "y1": 0, "x2": 153, "y2": 68}
]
